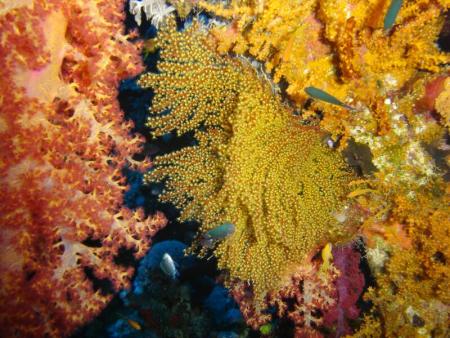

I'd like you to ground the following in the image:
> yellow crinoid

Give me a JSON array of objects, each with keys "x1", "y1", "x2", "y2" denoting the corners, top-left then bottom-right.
[{"x1": 139, "y1": 19, "x2": 356, "y2": 303}]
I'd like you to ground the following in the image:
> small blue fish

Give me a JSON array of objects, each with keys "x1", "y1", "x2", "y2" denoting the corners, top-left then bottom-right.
[
  {"x1": 200, "y1": 222, "x2": 236, "y2": 248},
  {"x1": 305, "y1": 86, "x2": 355, "y2": 110},
  {"x1": 384, "y1": 0, "x2": 403, "y2": 30},
  {"x1": 205, "y1": 222, "x2": 235, "y2": 240},
  {"x1": 160, "y1": 252, "x2": 178, "y2": 279}
]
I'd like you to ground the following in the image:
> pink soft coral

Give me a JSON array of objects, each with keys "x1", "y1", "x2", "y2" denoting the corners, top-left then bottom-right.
[{"x1": 323, "y1": 245, "x2": 365, "y2": 337}]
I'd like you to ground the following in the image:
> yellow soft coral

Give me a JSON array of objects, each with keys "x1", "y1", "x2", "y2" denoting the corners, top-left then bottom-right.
[
  {"x1": 348, "y1": 142, "x2": 449, "y2": 336},
  {"x1": 199, "y1": 0, "x2": 449, "y2": 141},
  {"x1": 354, "y1": 188, "x2": 450, "y2": 337},
  {"x1": 139, "y1": 20, "x2": 356, "y2": 303}
]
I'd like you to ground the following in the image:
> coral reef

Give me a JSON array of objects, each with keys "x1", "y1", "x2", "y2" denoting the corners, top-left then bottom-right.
[
  {"x1": 230, "y1": 259, "x2": 338, "y2": 336},
  {"x1": 0, "y1": 1, "x2": 166, "y2": 337},
  {"x1": 343, "y1": 72, "x2": 450, "y2": 337},
  {"x1": 1, "y1": 0, "x2": 448, "y2": 336},
  {"x1": 140, "y1": 18, "x2": 357, "y2": 309}
]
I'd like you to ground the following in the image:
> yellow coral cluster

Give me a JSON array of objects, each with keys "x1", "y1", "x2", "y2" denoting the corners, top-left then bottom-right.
[
  {"x1": 200, "y1": 0, "x2": 449, "y2": 143},
  {"x1": 354, "y1": 182, "x2": 449, "y2": 337},
  {"x1": 202, "y1": 0, "x2": 337, "y2": 103},
  {"x1": 139, "y1": 20, "x2": 355, "y2": 303}
]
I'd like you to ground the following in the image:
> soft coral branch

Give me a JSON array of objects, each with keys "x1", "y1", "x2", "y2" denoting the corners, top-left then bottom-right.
[{"x1": 0, "y1": 1, "x2": 166, "y2": 337}]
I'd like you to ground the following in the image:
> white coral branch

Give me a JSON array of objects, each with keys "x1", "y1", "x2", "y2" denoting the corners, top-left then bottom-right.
[{"x1": 129, "y1": 0, "x2": 175, "y2": 28}]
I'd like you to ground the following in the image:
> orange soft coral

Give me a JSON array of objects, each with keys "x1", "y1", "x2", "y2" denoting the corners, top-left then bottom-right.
[{"x1": 0, "y1": 1, "x2": 166, "y2": 337}]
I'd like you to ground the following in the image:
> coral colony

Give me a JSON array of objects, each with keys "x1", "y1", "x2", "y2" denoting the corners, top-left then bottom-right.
[{"x1": 0, "y1": 0, "x2": 448, "y2": 337}]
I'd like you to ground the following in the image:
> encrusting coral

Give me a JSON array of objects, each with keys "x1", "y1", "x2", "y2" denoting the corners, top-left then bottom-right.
[
  {"x1": 0, "y1": 1, "x2": 167, "y2": 337},
  {"x1": 139, "y1": 19, "x2": 357, "y2": 307}
]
